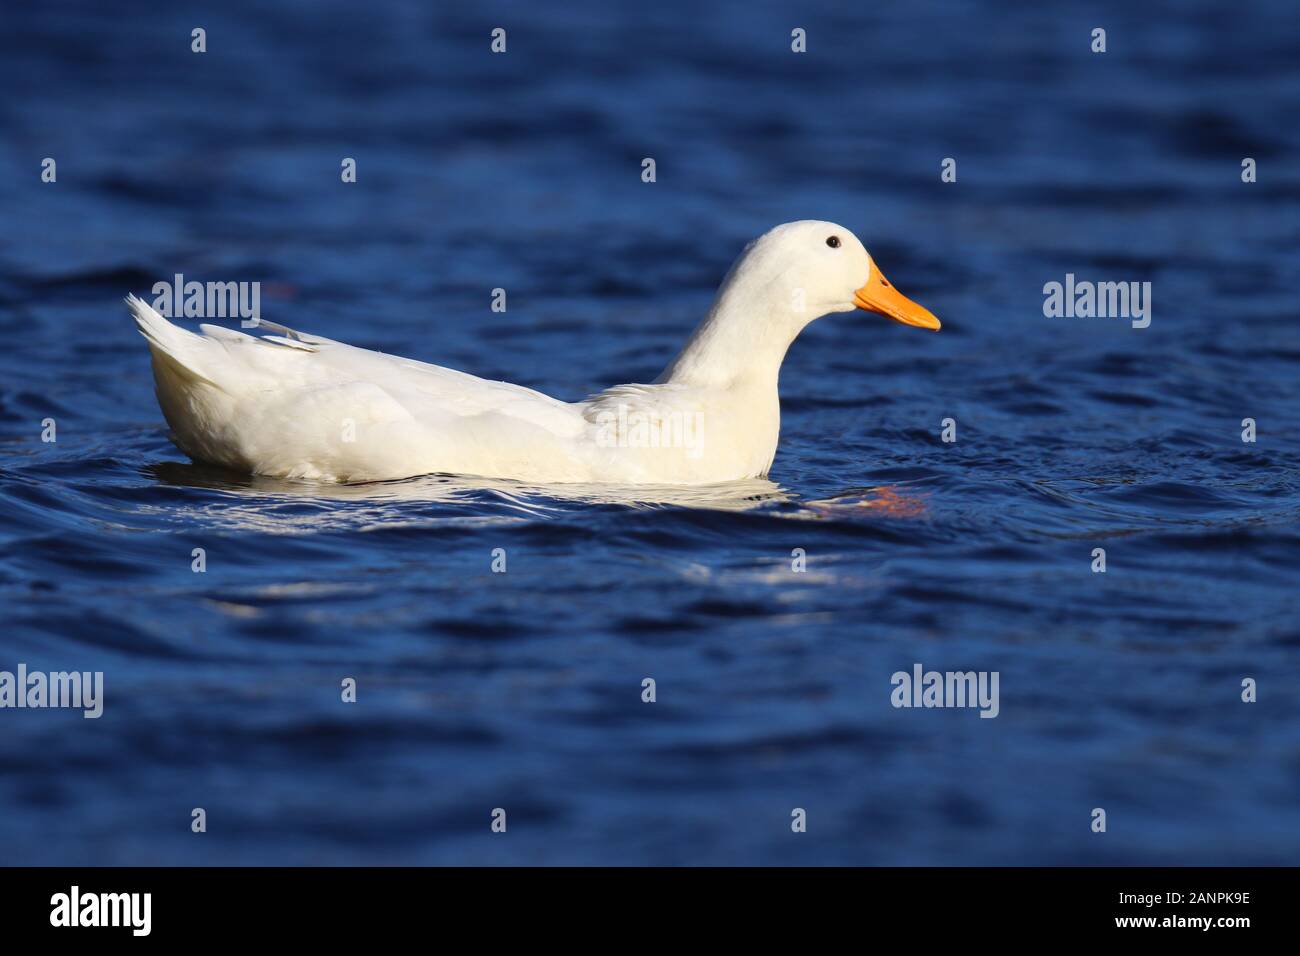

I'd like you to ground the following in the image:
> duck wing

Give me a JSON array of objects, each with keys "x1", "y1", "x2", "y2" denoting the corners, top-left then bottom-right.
[{"x1": 128, "y1": 295, "x2": 587, "y2": 481}]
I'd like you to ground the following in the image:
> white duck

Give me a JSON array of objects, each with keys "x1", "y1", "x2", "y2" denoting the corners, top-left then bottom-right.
[{"x1": 129, "y1": 220, "x2": 940, "y2": 485}]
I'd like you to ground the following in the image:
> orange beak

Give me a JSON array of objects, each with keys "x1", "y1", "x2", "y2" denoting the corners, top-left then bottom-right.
[{"x1": 853, "y1": 262, "x2": 941, "y2": 330}]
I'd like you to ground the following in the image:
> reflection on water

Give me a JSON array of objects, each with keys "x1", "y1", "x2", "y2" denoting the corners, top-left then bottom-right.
[
  {"x1": 147, "y1": 460, "x2": 791, "y2": 513},
  {"x1": 803, "y1": 485, "x2": 930, "y2": 520},
  {"x1": 146, "y1": 460, "x2": 933, "y2": 529}
]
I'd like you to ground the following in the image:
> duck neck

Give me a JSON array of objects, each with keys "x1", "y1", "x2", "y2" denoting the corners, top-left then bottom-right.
[{"x1": 657, "y1": 288, "x2": 801, "y2": 393}]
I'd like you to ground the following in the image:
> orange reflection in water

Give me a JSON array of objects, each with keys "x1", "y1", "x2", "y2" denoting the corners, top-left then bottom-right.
[{"x1": 807, "y1": 485, "x2": 929, "y2": 519}]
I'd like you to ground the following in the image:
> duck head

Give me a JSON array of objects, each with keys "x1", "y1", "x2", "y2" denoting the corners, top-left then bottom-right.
[
  {"x1": 661, "y1": 220, "x2": 940, "y2": 386},
  {"x1": 739, "y1": 219, "x2": 940, "y2": 330}
]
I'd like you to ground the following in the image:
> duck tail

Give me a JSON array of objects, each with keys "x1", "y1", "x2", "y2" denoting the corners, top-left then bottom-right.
[{"x1": 126, "y1": 294, "x2": 221, "y2": 388}]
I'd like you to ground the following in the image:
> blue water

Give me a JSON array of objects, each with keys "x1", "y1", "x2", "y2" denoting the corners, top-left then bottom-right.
[{"x1": 1, "y1": 0, "x2": 1298, "y2": 865}]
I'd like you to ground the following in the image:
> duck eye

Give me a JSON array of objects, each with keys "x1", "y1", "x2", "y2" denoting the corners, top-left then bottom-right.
[{"x1": 826, "y1": 236, "x2": 841, "y2": 248}]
